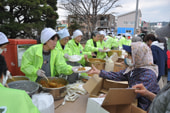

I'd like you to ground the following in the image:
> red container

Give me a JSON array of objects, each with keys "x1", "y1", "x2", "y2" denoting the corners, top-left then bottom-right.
[
  {"x1": 167, "y1": 50, "x2": 170, "y2": 69},
  {"x1": 2, "y1": 39, "x2": 37, "y2": 76}
]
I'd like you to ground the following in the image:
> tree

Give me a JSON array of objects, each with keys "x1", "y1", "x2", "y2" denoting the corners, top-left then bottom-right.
[
  {"x1": 0, "y1": 0, "x2": 58, "y2": 39},
  {"x1": 68, "y1": 20, "x2": 83, "y2": 36},
  {"x1": 59, "y1": 0, "x2": 120, "y2": 34}
]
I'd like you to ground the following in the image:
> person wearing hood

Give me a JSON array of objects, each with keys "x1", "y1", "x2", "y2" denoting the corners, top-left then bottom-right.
[
  {"x1": 55, "y1": 28, "x2": 70, "y2": 57},
  {"x1": 0, "y1": 33, "x2": 40, "y2": 113},
  {"x1": 87, "y1": 42, "x2": 160, "y2": 111},
  {"x1": 64, "y1": 29, "x2": 91, "y2": 66},
  {"x1": 21, "y1": 28, "x2": 77, "y2": 82},
  {"x1": 84, "y1": 31, "x2": 103, "y2": 58},
  {"x1": 144, "y1": 34, "x2": 167, "y2": 82}
]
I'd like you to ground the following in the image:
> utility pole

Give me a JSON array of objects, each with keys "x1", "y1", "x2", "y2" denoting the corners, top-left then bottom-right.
[{"x1": 134, "y1": 0, "x2": 139, "y2": 35}]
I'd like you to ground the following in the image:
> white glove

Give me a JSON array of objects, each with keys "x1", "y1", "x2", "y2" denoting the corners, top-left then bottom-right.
[
  {"x1": 98, "y1": 48, "x2": 103, "y2": 52},
  {"x1": 6, "y1": 70, "x2": 12, "y2": 79},
  {"x1": 64, "y1": 53, "x2": 70, "y2": 59},
  {"x1": 2, "y1": 70, "x2": 12, "y2": 86},
  {"x1": 37, "y1": 69, "x2": 46, "y2": 77}
]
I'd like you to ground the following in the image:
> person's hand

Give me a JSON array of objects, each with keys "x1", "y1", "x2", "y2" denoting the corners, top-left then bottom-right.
[
  {"x1": 64, "y1": 53, "x2": 70, "y2": 59},
  {"x1": 87, "y1": 64, "x2": 100, "y2": 75},
  {"x1": 84, "y1": 54, "x2": 88, "y2": 59},
  {"x1": 37, "y1": 69, "x2": 46, "y2": 77},
  {"x1": 98, "y1": 48, "x2": 103, "y2": 52},
  {"x1": 132, "y1": 83, "x2": 156, "y2": 101},
  {"x1": 91, "y1": 52, "x2": 96, "y2": 56},
  {"x1": 132, "y1": 84, "x2": 148, "y2": 96}
]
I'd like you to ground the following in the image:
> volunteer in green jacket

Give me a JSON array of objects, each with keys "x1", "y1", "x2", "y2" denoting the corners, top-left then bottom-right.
[
  {"x1": 97, "y1": 30, "x2": 107, "y2": 59},
  {"x1": 119, "y1": 34, "x2": 131, "y2": 47},
  {"x1": 55, "y1": 28, "x2": 70, "y2": 57},
  {"x1": 105, "y1": 33, "x2": 119, "y2": 49},
  {"x1": 0, "y1": 44, "x2": 40, "y2": 113},
  {"x1": 84, "y1": 31, "x2": 103, "y2": 58},
  {"x1": 21, "y1": 28, "x2": 75, "y2": 82},
  {"x1": 0, "y1": 84, "x2": 40, "y2": 113},
  {"x1": 64, "y1": 29, "x2": 91, "y2": 66}
]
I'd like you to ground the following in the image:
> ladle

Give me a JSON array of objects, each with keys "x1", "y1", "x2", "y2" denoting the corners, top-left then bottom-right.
[{"x1": 44, "y1": 76, "x2": 57, "y2": 87}]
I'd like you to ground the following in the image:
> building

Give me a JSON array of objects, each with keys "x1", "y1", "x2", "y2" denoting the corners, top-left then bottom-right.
[
  {"x1": 117, "y1": 10, "x2": 142, "y2": 35},
  {"x1": 68, "y1": 14, "x2": 116, "y2": 38},
  {"x1": 56, "y1": 20, "x2": 68, "y2": 31},
  {"x1": 96, "y1": 14, "x2": 116, "y2": 33}
]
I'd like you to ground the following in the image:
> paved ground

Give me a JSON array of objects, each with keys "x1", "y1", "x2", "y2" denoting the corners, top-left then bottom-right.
[{"x1": 159, "y1": 75, "x2": 168, "y2": 89}]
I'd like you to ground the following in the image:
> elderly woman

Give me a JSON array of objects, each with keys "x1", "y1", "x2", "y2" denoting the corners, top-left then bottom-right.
[
  {"x1": 64, "y1": 29, "x2": 91, "y2": 66},
  {"x1": 55, "y1": 28, "x2": 70, "y2": 56},
  {"x1": 97, "y1": 30, "x2": 107, "y2": 59},
  {"x1": 84, "y1": 31, "x2": 102, "y2": 58},
  {"x1": 21, "y1": 28, "x2": 75, "y2": 82},
  {"x1": 87, "y1": 42, "x2": 160, "y2": 111}
]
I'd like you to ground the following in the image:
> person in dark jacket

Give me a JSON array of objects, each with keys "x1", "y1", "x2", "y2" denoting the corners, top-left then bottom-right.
[
  {"x1": 87, "y1": 42, "x2": 160, "y2": 111},
  {"x1": 144, "y1": 34, "x2": 167, "y2": 81},
  {"x1": 133, "y1": 82, "x2": 170, "y2": 113},
  {"x1": 0, "y1": 32, "x2": 9, "y2": 76}
]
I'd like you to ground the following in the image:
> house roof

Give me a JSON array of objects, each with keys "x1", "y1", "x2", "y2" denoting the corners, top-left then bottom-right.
[{"x1": 117, "y1": 10, "x2": 142, "y2": 18}]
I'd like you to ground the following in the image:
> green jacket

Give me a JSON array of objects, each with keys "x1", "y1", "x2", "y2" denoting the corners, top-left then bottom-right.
[
  {"x1": 0, "y1": 83, "x2": 40, "y2": 113},
  {"x1": 64, "y1": 39, "x2": 91, "y2": 66},
  {"x1": 84, "y1": 39, "x2": 99, "y2": 58},
  {"x1": 119, "y1": 37, "x2": 131, "y2": 47},
  {"x1": 96, "y1": 40, "x2": 107, "y2": 59},
  {"x1": 21, "y1": 44, "x2": 73, "y2": 82},
  {"x1": 105, "y1": 36, "x2": 119, "y2": 49},
  {"x1": 55, "y1": 41, "x2": 65, "y2": 57}
]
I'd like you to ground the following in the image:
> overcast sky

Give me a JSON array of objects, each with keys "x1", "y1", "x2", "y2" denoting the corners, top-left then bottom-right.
[{"x1": 57, "y1": 0, "x2": 170, "y2": 22}]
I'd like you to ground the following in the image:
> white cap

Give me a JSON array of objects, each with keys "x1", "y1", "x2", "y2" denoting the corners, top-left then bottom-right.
[
  {"x1": 40, "y1": 28, "x2": 57, "y2": 44},
  {"x1": 99, "y1": 30, "x2": 106, "y2": 36},
  {"x1": 57, "y1": 28, "x2": 70, "y2": 40},
  {"x1": 0, "y1": 32, "x2": 9, "y2": 45},
  {"x1": 72, "y1": 30, "x2": 83, "y2": 39}
]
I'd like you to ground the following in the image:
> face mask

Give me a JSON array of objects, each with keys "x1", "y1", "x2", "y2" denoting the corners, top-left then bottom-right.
[
  {"x1": 124, "y1": 58, "x2": 133, "y2": 66},
  {"x1": 0, "y1": 48, "x2": 4, "y2": 54}
]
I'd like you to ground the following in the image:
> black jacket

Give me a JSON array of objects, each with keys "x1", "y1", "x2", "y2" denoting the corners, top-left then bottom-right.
[{"x1": 0, "y1": 55, "x2": 8, "y2": 76}]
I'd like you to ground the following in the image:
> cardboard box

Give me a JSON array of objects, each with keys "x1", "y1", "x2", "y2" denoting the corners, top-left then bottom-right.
[
  {"x1": 113, "y1": 58, "x2": 127, "y2": 72},
  {"x1": 86, "y1": 88, "x2": 146, "y2": 113},
  {"x1": 83, "y1": 74, "x2": 128, "y2": 96},
  {"x1": 107, "y1": 50, "x2": 122, "y2": 57}
]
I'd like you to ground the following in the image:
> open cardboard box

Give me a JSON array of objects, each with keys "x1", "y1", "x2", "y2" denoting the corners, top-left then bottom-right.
[
  {"x1": 83, "y1": 74, "x2": 128, "y2": 96},
  {"x1": 86, "y1": 88, "x2": 146, "y2": 113},
  {"x1": 113, "y1": 58, "x2": 127, "y2": 72}
]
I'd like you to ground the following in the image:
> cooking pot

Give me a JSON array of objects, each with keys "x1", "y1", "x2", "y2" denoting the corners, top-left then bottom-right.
[
  {"x1": 86, "y1": 58, "x2": 106, "y2": 70},
  {"x1": 7, "y1": 76, "x2": 29, "y2": 84},
  {"x1": 37, "y1": 77, "x2": 68, "y2": 100},
  {"x1": 8, "y1": 80, "x2": 39, "y2": 96}
]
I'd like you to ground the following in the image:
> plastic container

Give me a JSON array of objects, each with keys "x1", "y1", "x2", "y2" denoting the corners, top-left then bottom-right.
[
  {"x1": 32, "y1": 93, "x2": 54, "y2": 113},
  {"x1": 2, "y1": 39, "x2": 37, "y2": 76}
]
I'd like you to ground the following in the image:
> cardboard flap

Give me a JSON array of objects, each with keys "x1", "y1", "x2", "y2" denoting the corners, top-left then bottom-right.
[
  {"x1": 102, "y1": 79, "x2": 128, "y2": 90},
  {"x1": 131, "y1": 104, "x2": 146, "y2": 113},
  {"x1": 102, "y1": 88, "x2": 136, "y2": 106},
  {"x1": 83, "y1": 74, "x2": 103, "y2": 95}
]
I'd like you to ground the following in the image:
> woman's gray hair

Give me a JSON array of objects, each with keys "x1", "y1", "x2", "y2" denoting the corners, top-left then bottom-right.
[{"x1": 132, "y1": 36, "x2": 143, "y2": 42}]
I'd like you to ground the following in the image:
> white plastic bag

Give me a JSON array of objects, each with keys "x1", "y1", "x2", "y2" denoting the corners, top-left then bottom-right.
[
  {"x1": 32, "y1": 93, "x2": 54, "y2": 113},
  {"x1": 104, "y1": 53, "x2": 118, "y2": 71}
]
